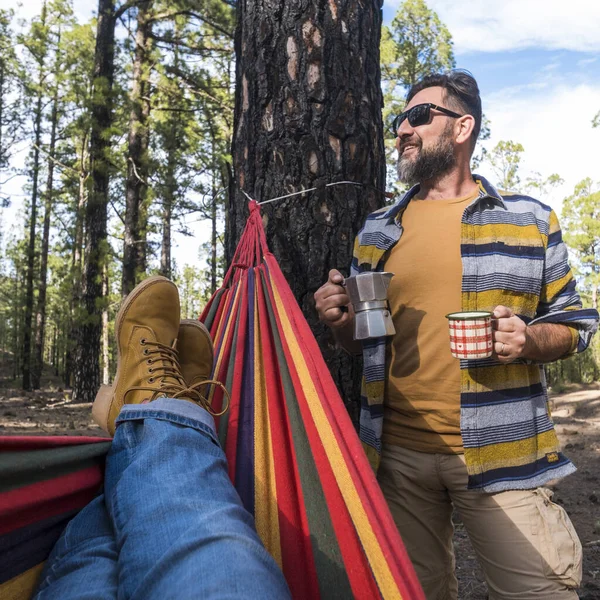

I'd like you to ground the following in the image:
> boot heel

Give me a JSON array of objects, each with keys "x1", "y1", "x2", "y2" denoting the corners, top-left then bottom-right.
[{"x1": 92, "y1": 384, "x2": 114, "y2": 435}]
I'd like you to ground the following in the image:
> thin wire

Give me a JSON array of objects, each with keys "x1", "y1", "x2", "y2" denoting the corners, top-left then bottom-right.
[{"x1": 245, "y1": 180, "x2": 391, "y2": 206}]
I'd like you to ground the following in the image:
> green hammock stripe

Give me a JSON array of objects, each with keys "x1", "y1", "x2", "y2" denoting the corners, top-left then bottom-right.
[{"x1": 0, "y1": 442, "x2": 111, "y2": 493}]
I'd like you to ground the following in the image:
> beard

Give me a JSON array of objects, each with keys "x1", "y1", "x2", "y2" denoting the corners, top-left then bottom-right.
[{"x1": 397, "y1": 124, "x2": 457, "y2": 185}]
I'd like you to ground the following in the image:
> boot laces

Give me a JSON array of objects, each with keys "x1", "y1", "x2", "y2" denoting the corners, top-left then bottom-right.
[{"x1": 124, "y1": 339, "x2": 230, "y2": 416}]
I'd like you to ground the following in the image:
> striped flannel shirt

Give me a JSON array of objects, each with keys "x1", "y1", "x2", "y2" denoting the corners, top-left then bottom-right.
[{"x1": 351, "y1": 175, "x2": 599, "y2": 493}]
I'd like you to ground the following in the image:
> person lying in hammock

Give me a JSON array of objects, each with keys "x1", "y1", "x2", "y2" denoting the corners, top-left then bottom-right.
[{"x1": 34, "y1": 276, "x2": 291, "y2": 600}]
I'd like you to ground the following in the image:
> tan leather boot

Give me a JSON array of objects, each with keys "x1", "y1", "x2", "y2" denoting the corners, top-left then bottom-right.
[
  {"x1": 177, "y1": 319, "x2": 229, "y2": 416},
  {"x1": 178, "y1": 319, "x2": 214, "y2": 386},
  {"x1": 92, "y1": 276, "x2": 186, "y2": 435}
]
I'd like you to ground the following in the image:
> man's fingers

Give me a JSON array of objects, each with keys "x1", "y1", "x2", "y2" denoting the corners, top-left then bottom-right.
[
  {"x1": 328, "y1": 269, "x2": 344, "y2": 284},
  {"x1": 492, "y1": 331, "x2": 510, "y2": 344},
  {"x1": 317, "y1": 284, "x2": 347, "y2": 302},
  {"x1": 320, "y1": 293, "x2": 351, "y2": 313},
  {"x1": 494, "y1": 317, "x2": 517, "y2": 333},
  {"x1": 325, "y1": 306, "x2": 345, "y2": 321},
  {"x1": 492, "y1": 305, "x2": 513, "y2": 319}
]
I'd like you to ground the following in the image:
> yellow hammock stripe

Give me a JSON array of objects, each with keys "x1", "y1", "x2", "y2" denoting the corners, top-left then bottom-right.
[
  {"x1": 253, "y1": 287, "x2": 282, "y2": 567},
  {"x1": 0, "y1": 563, "x2": 45, "y2": 600}
]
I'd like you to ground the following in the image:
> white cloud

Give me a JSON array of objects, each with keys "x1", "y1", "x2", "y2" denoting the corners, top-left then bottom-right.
[
  {"x1": 385, "y1": 0, "x2": 600, "y2": 54},
  {"x1": 475, "y1": 82, "x2": 600, "y2": 214}
]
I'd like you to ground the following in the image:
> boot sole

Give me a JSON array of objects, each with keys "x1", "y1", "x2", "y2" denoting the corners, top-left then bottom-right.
[{"x1": 92, "y1": 276, "x2": 176, "y2": 435}]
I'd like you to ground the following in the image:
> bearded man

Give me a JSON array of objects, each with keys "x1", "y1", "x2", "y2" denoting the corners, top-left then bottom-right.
[{"x1": 314, "y1": 70, "x2": 598, "y2": 600}]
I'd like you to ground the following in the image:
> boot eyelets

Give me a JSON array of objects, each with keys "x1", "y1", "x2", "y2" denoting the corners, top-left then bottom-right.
[
  {"x1": 143, "y1": 348, "x2": 149, "y2": 355},
  {"x1": 140, "y1": 338, "x2": 147, "y2": 345},
  {"x1": 148, "y1": 377, "x2": 155, "y2": 383},
  {"x1": 146, "y1": 358, "x2": 152, "y2": 364},
  {"x1": 148, "y1": 368, "x2": 154, "y2": 373}
]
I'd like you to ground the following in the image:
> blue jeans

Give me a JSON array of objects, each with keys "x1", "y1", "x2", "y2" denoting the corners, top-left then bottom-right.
[{"x1": 34, "y1": 398, "x2": 290, "y2": 600}]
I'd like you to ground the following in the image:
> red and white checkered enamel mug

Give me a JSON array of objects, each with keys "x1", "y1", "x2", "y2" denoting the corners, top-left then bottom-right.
[{"x1": 445, "y1": 311, "x2": 493, "y2": 359}]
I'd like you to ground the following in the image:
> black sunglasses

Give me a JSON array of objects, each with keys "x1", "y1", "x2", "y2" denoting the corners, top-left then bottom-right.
[{"x1": 390, "y1": 103, "x2": 463, "y2": 135}]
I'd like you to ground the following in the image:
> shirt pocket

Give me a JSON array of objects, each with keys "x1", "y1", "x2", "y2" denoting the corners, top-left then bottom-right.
[{"x1": 491, "y1": 240, "x2": 544, "y2": 304}]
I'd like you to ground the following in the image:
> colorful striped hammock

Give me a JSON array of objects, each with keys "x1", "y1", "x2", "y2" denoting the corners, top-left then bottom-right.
[{"x1": 0, "y1": 201, "x2": 423, "y2": 599}]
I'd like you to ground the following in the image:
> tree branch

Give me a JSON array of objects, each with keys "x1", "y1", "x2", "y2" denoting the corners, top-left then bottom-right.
[
  {"x1": 164, "y1": 64, "x2": 232, "y2": 111},
  {"x1": 114, "y1": 0, "x2": 139, "y2": 21},
  {"x1": 128, "y1": 157, "x2": 150, "y2": 186},
  {"x1": 32, "y1": 143, "x2": 79, "y2": 176},
  {"x1": 148, "y1": 32, "x2": 231, "y2": 54},
  {"x1": 148, "y1": 10, "x2": 233, "y2": 39}
]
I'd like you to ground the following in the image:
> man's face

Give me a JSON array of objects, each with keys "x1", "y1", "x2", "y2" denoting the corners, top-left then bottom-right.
[{"x1": 395, "y1": 86, "x2": 458, "y2": 185}]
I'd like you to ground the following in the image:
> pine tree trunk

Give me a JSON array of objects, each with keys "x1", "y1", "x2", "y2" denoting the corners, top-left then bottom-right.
[
  {"x1": 12, "y1": 272, "x2": 20, "y2": 380},
  {"x1": 211, "y1": 191, "x2": 217, "y2": 293},
  {"x1": 32, "y1": 53, "x2": 61, "y2": 389},
  {"x1": 159, "y1": 132, "x2": 174, "y2": 278},
  {"x1": 0, "y1": 60, "x2": 4, "y2": 168},
  {"x1": 102, "y1": 263, "x2": 110, "y2": 384},
  {"x1": 72, "y1": 0, "x2": 117, "y2": 402},
  {"x1": 22, "y1": 82, "x2": 45, "y2": 390},
  {"x1": 159, "y1": 30, "x2": 180, "y2": 280},
  {"x1": 52, "y1": 324, "x2": 58, "y2": 376},
  {"x1": 122, "y1": 0, "x2": 153, "y2": 296},
  {"x1": 160, "y1": 189, "x2": 172, "y2": 278},
  {"x1": 228, "y1": 0, "x2": 386, "y2": 416},
  {"x1": 66, "y1": 142, "x2": 88, "y2": 387}
]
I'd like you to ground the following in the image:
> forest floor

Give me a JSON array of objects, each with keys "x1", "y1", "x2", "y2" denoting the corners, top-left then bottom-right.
[{"x1": 0, "y1": 355, "x2": 598, "y2": 599}]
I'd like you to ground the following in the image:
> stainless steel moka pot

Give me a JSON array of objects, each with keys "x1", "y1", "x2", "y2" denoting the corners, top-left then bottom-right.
[{"x1": 343, "y1": 272, "x2": 396, "y2": 340}]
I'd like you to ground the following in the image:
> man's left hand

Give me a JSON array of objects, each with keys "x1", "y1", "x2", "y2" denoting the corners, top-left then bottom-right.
[{"x1": 492, "y1": 305, "x2": 529, "y2": 363}]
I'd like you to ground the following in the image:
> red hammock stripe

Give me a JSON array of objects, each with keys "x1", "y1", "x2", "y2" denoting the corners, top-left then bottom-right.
[{"x1": 0, "y1": 467, "x2": 103, "y2": 536}]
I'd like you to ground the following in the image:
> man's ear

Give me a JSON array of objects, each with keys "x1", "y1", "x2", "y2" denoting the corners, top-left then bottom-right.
[{"x1": 456, "y1": 114, "x2": 475, "y2": 146}]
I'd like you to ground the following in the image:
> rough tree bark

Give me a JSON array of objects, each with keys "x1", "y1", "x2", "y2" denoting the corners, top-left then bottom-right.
[
  {"x1": 122, "y1": 0, "x2": 153, "y2": 296},
  {"x1": 72, "y1": 0, "x2": 119, "y2": 402},
  {"x1": 228, "y1": 0, "x2": 386, "y2": 417}
]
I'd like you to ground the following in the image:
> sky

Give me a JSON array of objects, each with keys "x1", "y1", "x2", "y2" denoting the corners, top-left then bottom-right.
[{"x1": 2, "y1": 0, "x2": 599, "y2": 269}]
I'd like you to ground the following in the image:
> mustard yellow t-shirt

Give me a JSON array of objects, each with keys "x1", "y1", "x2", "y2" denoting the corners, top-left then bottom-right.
[{"x1": 382, "y1": 192, "x2": 478, "y2": 454}]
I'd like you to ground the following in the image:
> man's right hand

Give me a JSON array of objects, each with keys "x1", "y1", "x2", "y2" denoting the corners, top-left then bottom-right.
[{"x1": 314, "y1": 269, "x2": 355, "y2": 330}]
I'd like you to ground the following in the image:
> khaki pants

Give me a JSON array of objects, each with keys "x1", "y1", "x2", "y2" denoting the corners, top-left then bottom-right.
[{"x1": 378, "y1": 445, "x2": 582, "y2": 600}]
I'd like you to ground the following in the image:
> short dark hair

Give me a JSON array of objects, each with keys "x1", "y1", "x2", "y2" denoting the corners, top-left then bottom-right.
[{"x1": 406, "y1": 70, "x2": 482, "y2": 149}]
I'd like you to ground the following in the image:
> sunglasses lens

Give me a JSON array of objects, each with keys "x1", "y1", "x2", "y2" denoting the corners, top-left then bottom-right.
[{"x1": 408, "y1": 104, "x2": 430, "y2": 127}]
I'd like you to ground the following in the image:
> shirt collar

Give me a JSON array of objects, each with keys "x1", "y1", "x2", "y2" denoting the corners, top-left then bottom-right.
[{"x1": 382, "y1": 174, "x2": 506, "y2": 224}]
